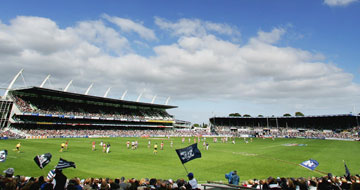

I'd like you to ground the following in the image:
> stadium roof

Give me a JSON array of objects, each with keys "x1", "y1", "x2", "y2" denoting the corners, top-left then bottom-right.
[{"x1": 10, "y1": 87, "x2": 177, "y2": 109}]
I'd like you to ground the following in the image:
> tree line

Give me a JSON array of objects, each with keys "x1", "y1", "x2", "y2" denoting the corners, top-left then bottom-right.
[{"x1": 228, "y1": 112, "x2": 305, "y2": 117}]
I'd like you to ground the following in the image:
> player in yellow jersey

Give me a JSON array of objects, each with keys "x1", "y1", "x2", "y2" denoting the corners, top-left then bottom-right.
[
  {"x1": 153, "y1": 143, "x2": 158, "y2": 155},
  {"x1": 16, "y1": 142, "x2": 21, "y2": 153},
  {"x1": 60, "y1": 142, "x2": 65, "y2": 152}
]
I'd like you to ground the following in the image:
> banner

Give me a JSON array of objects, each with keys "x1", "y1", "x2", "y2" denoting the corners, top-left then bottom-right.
[
  {"x1": 300, "y1": 159, "x2": 319, "y2": 170},
  {"x1": 175, "y1": 143, "x2": 201, "y2": 164},
  {"x1": 34, "y1": 153, "x2": 52, "y2": 169},
  {"x1": 0, "y1": 150, "x2": 7, "y2": 162}
]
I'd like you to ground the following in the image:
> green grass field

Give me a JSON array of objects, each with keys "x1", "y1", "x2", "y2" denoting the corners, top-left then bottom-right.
[{"x1": 1, "y1": 137, "x2": 359, "y2": 182}]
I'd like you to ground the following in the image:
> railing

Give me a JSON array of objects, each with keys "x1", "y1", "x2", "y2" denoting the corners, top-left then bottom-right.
[{"x1": 202, "y1": 181, "x2": 258, "y2": 190}]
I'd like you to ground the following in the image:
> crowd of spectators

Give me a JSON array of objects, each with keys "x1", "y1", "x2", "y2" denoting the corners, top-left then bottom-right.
[
  {"x1": 214, "y1": 126, "x2": 360, "y2": 140},
  {"x1": 11, "y1": 95, "x2": 174, "y2": 122},
  {"x1": 1, "y1": 126, "x2": 359, "y2": 140},
  {"x1": 238, "y1": 175, "x2": 360, "y2": 190},
  {"x1": 0, "y1": 168, "x2": 200, "y2": 190},
  {"x1": 1, "y1": 167, "x2": 360, "y2": 190},
  {"x1": 20, "y1": 129, "x2": 212, "y2": 138},
  {"x1": 0, "y1": 129, "x2": 23, "y2": 138}
]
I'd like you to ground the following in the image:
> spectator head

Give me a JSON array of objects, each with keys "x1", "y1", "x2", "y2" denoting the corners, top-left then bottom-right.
[
  {"x1": 187, "y1": 173, "x2": 194, "y2": 180},
  {"x1": 149, "y1": 178, "x2": 157, "y2": 186},
  {"x1": 38, "y1": 176, "x2": 45, "y2": 184},
  {"x1": 309, "y1": 180, "x2": 317, "y2": 187},
  {"x1": 3, "y1": 168, "x2": 14, "y2": 177}
]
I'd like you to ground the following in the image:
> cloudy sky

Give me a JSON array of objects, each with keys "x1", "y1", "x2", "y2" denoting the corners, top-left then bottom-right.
[{"x1": 0, "y1": 0, "x2": 359, "y2": 124}]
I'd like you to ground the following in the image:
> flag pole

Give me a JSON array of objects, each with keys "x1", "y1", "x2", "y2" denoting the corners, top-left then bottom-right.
[{"x1": 182, "y1": 163, "x2": 189, "y2": 175}]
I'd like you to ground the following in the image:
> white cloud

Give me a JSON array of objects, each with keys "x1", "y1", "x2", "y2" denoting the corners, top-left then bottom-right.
[
  {"x1": 324, "y1": 0, "x2": 358, "y2": 6},
  {"x1": 252, "y1": 28, "x2": 286, "y2": 44},
  {"x1": 154, "y1": 17, "x2": 240, "y2": 38},
  {"x1": 0, "y1": 16, "x2": 359, "y2": 115},
  {"x1": 69, "y1": 19, "x2": 131, "y2": 55},
  {"x1": 103, "y1": 14, "x2": 157, "y2": 41}
]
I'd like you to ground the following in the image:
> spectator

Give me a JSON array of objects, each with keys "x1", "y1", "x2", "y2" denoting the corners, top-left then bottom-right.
[
  {"x1": 54, "y1": 169, "x2": 67, "y2": 190},
  {"x1": 3, "y1": 168, "x2": 15, "y2": 178},
  {"x1": 186, "y1": 173, "x2": 198, "y2": 190},
  {"x1": 230, "y1": 171, "x2": 240, "y2": 185}
]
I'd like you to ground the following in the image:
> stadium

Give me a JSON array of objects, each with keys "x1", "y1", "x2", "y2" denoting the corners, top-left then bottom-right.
[{"x1": 1, "y1": 70, "x2": 360, "y2": 190}]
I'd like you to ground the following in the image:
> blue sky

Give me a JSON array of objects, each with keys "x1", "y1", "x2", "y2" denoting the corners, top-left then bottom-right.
[{"x1": 0, "y1": 0, "x2": 359, "y2": 124}]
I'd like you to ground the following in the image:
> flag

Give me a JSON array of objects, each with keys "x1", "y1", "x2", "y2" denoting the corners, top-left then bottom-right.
[
  {"x1": 55, "y1": 158, "x2": 76, "y2": 169},
  {"x1": 225, "y1": 171, "x2": 234, "y2": 183},
  {"x1": 0, "y1": 150, "x2": 7, "y2": 162},
  {"x1": 300, "y1": 159, "x2": 319, "y2": 170},
  {"x1": 34, "y1": 153, "x2": 52, "y2": 169},
  {"x1": 175, "y1": 143, "x2": 201, "y2": 164},
  {"x1": 344, "y1": 162, "x2": 351, "y2": 180},
  {"x1": 47, "y1": 169, "x2": 55, "y2": 180}
]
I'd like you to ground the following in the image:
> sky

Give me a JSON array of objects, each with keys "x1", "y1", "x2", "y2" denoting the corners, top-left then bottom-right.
[{"x1": 0, "y1": 0, "x2": 359, "y2": 124}]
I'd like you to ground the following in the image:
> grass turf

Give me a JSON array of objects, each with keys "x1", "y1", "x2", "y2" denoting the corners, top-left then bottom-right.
[{"x1": 0, "y1": 137, "x2": 359, "y2": 182}]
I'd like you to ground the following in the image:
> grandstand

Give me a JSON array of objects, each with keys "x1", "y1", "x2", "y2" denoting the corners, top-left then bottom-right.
[
  {"x1": 1, "y1": 70, "x2": 178, "y2": 133},
  {"x1": 210, "y1": 114, "x2": 360, "y2": 130}
]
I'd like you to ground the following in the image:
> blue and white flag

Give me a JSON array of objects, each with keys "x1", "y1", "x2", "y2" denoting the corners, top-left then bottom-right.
[
  {"x1": 34, "y1": 153, "x2": 52, "y2": 169},
  {"x1": 0, "y1": 150, "x2": 7, "y2": 162},
  {"x1": 300, "y1": 159, "x2": 319, "y2": 170},
  {"x1": 55, "y1": 158, "x2": 76, "y2": 169},
  {"x1": 175, "y1": 143, "x2": 201, "y2": 164}
]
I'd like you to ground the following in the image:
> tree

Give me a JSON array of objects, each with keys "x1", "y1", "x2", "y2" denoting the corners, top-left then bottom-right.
[
  {"x1": 295, "y1": 112, "x2": 304, "y2": 116},
  {"x1": 192, "y1": 123, "x2": 200, "y2": 128},
  {"x1": 243, "y1": 114, "x2": 251, "y2": 117},
  {"x1": 283, "y1": 113, "x2": 291, "y2": 117},
  {"x1": 258, "y1": 115, "x2": 264, "y2": 117},
  {"x1": 229, "y1": 113, "x2": 241, "y2": 117}
]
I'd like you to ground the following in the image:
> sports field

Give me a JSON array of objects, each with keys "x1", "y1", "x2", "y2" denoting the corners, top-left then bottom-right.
[{"x1": 1, "y1": 137, "x2": 359, "y2": 182}]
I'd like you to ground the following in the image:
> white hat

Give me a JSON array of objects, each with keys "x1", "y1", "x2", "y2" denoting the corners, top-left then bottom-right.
[{"x1": 3, "y1": 168, "x2": 14, "y2": 175}]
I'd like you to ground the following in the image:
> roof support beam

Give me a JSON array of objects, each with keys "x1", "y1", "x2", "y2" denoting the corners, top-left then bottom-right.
[
  {"x1": 85, "y1": 83, "x2": 93, "y2": 95},
  {"x1": 104, "y1": 87, "x2": 111, "y2": 98},
  {"x1": 151, "y1": 95, "x2": 157, "y2": 104},
  {"x1": 121, "y1": 90, "x2": 128, "y2": 100},
  {"x1": 64, "y1": 80, "x2": 73, "y2": 92},
  {"x1": 3, "y1": 69, "x2": 23, "y2": 100},
  {"x1": 165, "y1": 96, "x2": 171, "y2": 105},
  {"x1": 40, "y1": 74, "x2": 51, "y2": 88},
  {"x1": 136, "y1": 91, "x2": 144, "y2": 102}
]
